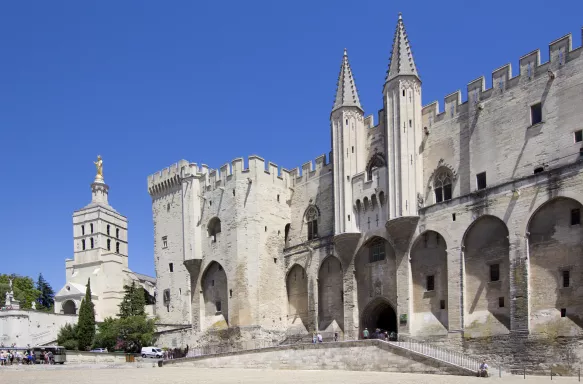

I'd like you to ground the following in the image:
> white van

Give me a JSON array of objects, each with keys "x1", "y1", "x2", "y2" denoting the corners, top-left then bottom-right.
[{"x1": 141, "y1": 346, "x2": 163, "y2": 358}]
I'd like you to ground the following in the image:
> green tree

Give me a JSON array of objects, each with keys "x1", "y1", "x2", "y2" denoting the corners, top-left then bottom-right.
[
  {"x1": 76, "y1": 278, "x2": 96, "y2": 351},
  {"x1": 36, "y1": 273, "x2": 55, "y2": 311},
  {"x1": 92, "y1": 317, "x2": 120, "y2": 351},
  {"x1": 57, "y1": 323, "x2": 78, "y2": 350},
  {"x1": 0, "y1": 274, "x2": 41, "y2": 309},
  {"x1": 117, "y1": 315, "x2": 157, "y2": 353},
  {"x1": 118, "y1": 282, "x2": 146, "y2": 318}
]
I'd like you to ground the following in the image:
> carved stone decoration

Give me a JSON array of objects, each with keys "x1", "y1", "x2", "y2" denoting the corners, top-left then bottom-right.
[
  {"x1": 427, "y1": 159, "x2": 458, "y2": 185},
  {"x1": 374, "y1": 280, "x2": 382, "y2": 296},
  {"x1": 417, "y1": 192, "x2": 424, "y2": 209}
]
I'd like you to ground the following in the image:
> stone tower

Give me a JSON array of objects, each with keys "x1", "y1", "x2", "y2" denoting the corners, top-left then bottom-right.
[
  {"x1": 383, "y1": 13, "x2": 423, "y2": 218},
  {"x1": 54, "y1": 161, "x2": 130, "y2": 321},
  {"x1": 331, "y1": 49, "x2": 367, "y2": 234}
]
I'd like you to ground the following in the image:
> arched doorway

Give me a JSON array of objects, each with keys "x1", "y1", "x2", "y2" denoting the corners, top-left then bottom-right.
[
  {"x1": 286, "y1": 264, "x2": 309, "y2": 330},
  {"x1": 201, "y1": 261, "x2": 228, "y2": 329},
  {"x1": 62, "y1": 300, "x2": 76, "y2": 315},
  {"x1": 361, "y1": 298, "x2": 397, "y2": 336}
]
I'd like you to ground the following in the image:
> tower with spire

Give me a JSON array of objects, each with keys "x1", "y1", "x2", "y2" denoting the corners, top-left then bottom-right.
[
  {"x1": 383, "y1": 13, "x2": 423, "y2": 219},
  {"x1": 54, "y1": 156, "x2": 156, "y2": 321},
  {"x1": 331, "y1": 49, "x2": 367, "y2": 234}
]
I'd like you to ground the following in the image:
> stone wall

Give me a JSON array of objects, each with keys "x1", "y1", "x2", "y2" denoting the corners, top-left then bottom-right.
[
  {"x1": 165, "y1": 340, "x2": 475, "y2": 376},
  {"x1": 0, "y1": 310, "x2": 77, "y2": 347},
  {"x1": 421, "y1": 333, "x2": 583, "y2": 375}
]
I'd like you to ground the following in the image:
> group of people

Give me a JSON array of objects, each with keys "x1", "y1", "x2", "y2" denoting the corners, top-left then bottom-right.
[
  {"x1": 311, "y1": 332, "x2": 340, "y2": 343},
  {"x1": 362, "y1": 327, "x2": 398, "y2": 341},
  {"x1": 0, "y1": 349, "x2": 54, "y2": 365}
]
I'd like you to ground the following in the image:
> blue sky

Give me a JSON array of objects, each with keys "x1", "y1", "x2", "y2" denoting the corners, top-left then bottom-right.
[{"x1": 0, "y1": 1, "x2": 581, "y2": 291}]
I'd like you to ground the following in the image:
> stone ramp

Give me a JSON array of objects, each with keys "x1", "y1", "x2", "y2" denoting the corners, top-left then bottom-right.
[{"x1": 163, "y1": 340, "x2": 479, "y2": 376}]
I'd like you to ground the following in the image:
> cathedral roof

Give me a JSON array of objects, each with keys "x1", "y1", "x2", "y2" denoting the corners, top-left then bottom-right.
[
  {"x1": 332, "y1": 48, "x2": 363, "y2": 114},
  {"x1": 386, "y1": 13, "x2": 420, "y2": 83}
]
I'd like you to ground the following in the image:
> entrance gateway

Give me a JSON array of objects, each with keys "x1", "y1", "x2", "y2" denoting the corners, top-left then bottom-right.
[{"x1": 361, "y1": 298, "x2": 398, "y2": 336}]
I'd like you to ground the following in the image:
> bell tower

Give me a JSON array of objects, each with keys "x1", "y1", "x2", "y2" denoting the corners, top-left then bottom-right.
[{"x1": 383, "y1": 13, "x2": 423, "y2": 219}]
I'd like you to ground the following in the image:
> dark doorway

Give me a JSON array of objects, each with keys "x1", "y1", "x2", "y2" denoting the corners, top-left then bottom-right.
[{"x1": 361, "y1": 299, "x2": 397, "y2": 337}]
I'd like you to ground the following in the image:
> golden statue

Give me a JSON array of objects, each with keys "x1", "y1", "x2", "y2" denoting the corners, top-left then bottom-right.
[{"x1": 94, "y1": 155, "x2": 104, "y2": 180}]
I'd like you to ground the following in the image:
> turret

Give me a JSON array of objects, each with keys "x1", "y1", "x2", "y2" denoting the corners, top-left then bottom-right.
[
  {"x1": 331, "y1": 49, "x2": 366, "y2": 234},
  {"x1": 383, "y1": 13, "x2": 423, "y2": 218}
]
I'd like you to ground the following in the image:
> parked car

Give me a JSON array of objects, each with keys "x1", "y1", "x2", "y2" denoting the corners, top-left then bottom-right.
[
  {"x1": 141, "y1": 346, "x2": 163, "y2": 358},
  {"x1": 90, "y1": 348, "x2": 108, "y2": 353}
]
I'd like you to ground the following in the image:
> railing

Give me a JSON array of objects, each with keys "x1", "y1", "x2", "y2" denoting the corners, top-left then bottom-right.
[
  {"x1": 182, "y1": 332, "x2": 494, "y2": 375},
  {"x1": 388, "y1": 334, "x2": 483, "y2": 373}
]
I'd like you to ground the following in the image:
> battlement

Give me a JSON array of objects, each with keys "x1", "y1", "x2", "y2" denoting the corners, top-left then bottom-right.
[
  {"x1": 422, "y1": 28, "x2": 583, "y2": 123},
  {"x1": 148, "y1": 152, "x2": 337, "y2": 196},
  {"x1": 289, "y1": 152, "x2": 333, "y2": 186}
]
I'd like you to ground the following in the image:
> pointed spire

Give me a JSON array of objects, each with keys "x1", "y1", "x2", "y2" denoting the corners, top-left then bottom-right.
[
  {"x1": 332, "y1": 48, "x2": 363, "y2": 114},
  {"x1": 386, "y1": 13, "x2": 419, "y2": 83}
]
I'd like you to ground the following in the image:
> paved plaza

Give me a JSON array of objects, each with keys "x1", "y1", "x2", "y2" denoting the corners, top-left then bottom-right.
[{"x1": 1, "y1": 366, "x2": 583, "y2": 383}]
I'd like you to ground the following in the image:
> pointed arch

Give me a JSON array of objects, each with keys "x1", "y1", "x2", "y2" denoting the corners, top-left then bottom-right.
[
  {"x1": 201, "y1": 261, "x2": 228, "y2": 329},
  {"x1": 304, "y1": 205, "x2": 320, "y2": 240},
  {"x1": 462, "y1": 215, "x2": 510, "y2": 333},
  {"x1": 528, "y1": 197, "x2": 583, "y2": 333},
  {"x1": 366, "y1": 153, "x2": 387, "y2": 180},
  {"x1": 286, "y1": 263, "x2": 309, "y2": 330},
  {"x1": 410, "y1": 230, "x2": 448, "y2": 334},
  {"x1": 318, "y1": 256, "x2": 344, "y2": 332}
]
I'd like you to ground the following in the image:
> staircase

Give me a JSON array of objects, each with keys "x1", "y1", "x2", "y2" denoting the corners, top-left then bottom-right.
[{"x1": 386, "y1": 335, "x2": 505, "y2": 377}]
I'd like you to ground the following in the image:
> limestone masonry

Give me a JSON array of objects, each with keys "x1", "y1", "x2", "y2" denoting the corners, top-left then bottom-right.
[{"x1": 148, "y1": 14, "x2": 583, "y2": 370}]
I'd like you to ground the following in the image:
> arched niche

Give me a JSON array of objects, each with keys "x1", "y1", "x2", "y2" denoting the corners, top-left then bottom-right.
[
  {"x1": 62, "y1": 300, "x2": 77, "y2": 315},
  {"x1": 286, "y1": 264, "x2": 309, "y2": 330},
  {"x1": 354, "y1": 236, "x2": 397, "y2": 325},
  {"x1": 528, "y1": 197, "x2": 583, "y2": 333},
  {"x1": 318, "y1": 256, "x2": 344, "y2": 332},
  {"x1": 463, "y1": 215, "x2": 510, "y2": 334},
  {"x1": 201, "y1": 261, "x2": 228, "y2": 329},
  {"x1": 410, "y1": 231, "x2": 448, "y2": 334}
]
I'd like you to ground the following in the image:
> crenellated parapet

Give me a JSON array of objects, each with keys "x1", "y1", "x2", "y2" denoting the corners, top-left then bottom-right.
[
  {"x1": 289, "y1": 152, "x2": 333, "y2": 186},
  {"x1": 147, "y1": 160, "x2": 190, "y2": 196},
  {"x1": 422, "y1": 28, "x2": 583, "y2": 125}
]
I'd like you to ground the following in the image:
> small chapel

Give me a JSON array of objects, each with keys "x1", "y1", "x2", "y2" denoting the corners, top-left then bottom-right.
[{"x1": 54, "y1": 156, "x2": 156, "y2": 321}]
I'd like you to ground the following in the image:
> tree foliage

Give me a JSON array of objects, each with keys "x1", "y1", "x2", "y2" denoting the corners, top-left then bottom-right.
[
  {"x1": 0, "y1": 274, "x2": 41, "y2": 309},
  {"x1": 118, "y1": 282, "x2": 146, "y2": 318},
  {"x1": 93, "y1": 315, "x2": 156, "y2": 352},
  {"x1": 76, "y1": 278, "x2": 96, "y2": 351},
  {"x1": 36, "y1": 273, "x2": 55, "y2": 311},
  {"x1": 57, "y1": 323, "x2": 78, "y2": 350}
]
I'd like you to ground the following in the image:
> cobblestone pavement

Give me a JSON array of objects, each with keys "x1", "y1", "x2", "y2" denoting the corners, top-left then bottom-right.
[{"x1": 0, "y1": 366, "x2": 582, "y2": 383}]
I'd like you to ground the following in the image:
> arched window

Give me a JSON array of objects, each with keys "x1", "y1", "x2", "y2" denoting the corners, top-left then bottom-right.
[
  {"x1": 81, "y1": 239, "x2": 86, "y2": 250},
  {"x1": 116, "y1": 228, "x2": 120, "y2": 239},
  {"x1": 208, "y1": 217, "x2": 222, "y2": 243},
  {"x1": 434, "y1": 169, "x2": 453, "y2": 203},
  {"x1": 366, "y1": 154, "x2": 386, "y2": 180},
  {"x1": 107, "y1": 239, "x2": 111, "y2": 251},
  {"x1": 90, "y1": 238, "x2": 94, "y2": 249},
  {"x1": 305, "y1": 206, "x2": 319, "y2": 241},
  {"x1": 90, "y1": 223, "x2": 94, "y2": 233},
  {"x1": 378, "y1": 191, "x2": 385, "y2": 206},
  {"x1": 363, "y1": 197, "x2": 369, "y2": 211},
  {"x1": 371, "y1": 195, "x2": 378, "y2": 210},
  {"x1": 81, "y1": 225, "x2": 85, "y2": 235},
  {"x1": 369, "y1": 238, "x2": 386, "y2": 263},
  {"x1": 116, "y1": 242, "x2": 120, "y2": 253},
  {"x1": 284, "y1": 223, "x2": 291, "y2": 248},
  {"x1": 107, "y1": 224, "x2": 110, "y2": 235},
  {"x1": 356, "y1": 199, "x2": 361, "y2": 212}
]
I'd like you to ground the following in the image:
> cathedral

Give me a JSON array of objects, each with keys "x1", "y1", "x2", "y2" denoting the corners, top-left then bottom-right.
[
  {"x1": 54, "y1": 157, "x2": 156, "y2": 322},
  {"x1": 148, "y1": 13, "x2": 583, "y2": 361}
]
